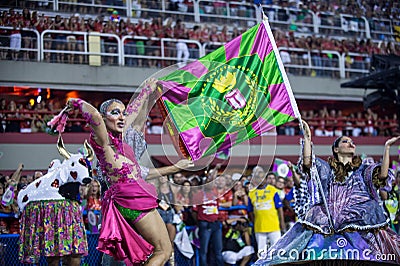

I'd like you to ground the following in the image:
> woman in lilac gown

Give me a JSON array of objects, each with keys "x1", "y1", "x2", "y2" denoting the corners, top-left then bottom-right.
[
  {"x1": 255, "y1": 121, "x2": 400, "y2": 265},
  {"x1": 52, "y1": 79, "x2": 192, "y2": 265}
]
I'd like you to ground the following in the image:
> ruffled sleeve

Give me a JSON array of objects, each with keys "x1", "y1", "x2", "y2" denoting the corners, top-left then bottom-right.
[
  {"x1": 364, "y1": 163, "x2": 395, "y2": 200},
  {"x1": 294, "y1": 139, "x2": 331, "y2": 222},
  {"x1": 372, "y1": 166, "x2": 395, "y2": 192},
  {"x1": 296, "y1": 139, "x2": 324, "y2": 205},
  {"x1": 293, "y1": 178, "x2": 310, "y2": 220}
]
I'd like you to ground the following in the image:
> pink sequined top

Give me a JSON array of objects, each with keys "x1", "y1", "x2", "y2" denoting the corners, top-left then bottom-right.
[{"x1": 90, "y1": 131, "x2": 142, "y2": 184}]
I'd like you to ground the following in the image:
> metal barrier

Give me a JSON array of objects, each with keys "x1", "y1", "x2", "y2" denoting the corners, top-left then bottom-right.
[
  {"x1": 342, "y1": 52, "x2": 370, "y2": 78},
  {"x1": 277, "y1": 47, "x2": 344, "y2": 78},
  {"x1": 314, "y1": 12, "x2": 371, "y2": 39},
  {"x1": 0, "y1": 27, "x2": 40, "y2": 61},
  {"x1": 198, "y1": 0, "x2": 258, "y2": 27},
  {"x1": 262, "y1": 4, "x2": 316, "y2": 34},
  {"x1": 121, "y1": 35, "x2": 204, "y2": 67},
  {"x1": 202, "y1": 41, "x2": 225, "y2": 55},
  {"x1": 42, "y1": 29, "x2": 201, "y2": 67},
  {"x1": 0, "y1": 232, "x2": 197, "y2": 265},
  {"x1": 370, "y1": 17, "x2": 395, "y2": 41},
  {"x1": 0, "y1": 26, "x2": 384, "y2": 79},
  {"x1": 40, "y1": 29, "x2": 122, "y2": 65},
  {"x1": 0, "y1": 206, "x2": 249, "y2": 265},
  {"x1": 0, "y1": 233, "x2": 102, "y2": 265}
]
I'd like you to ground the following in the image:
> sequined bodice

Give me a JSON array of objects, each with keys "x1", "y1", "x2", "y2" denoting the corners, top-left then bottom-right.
[{"x1": 90, "y1": 132, "x2": 142, "y2": 184}]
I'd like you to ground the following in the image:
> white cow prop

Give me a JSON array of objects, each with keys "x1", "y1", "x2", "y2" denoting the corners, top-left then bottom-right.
[{"x1": 17, "y1": 136, "x2": 94, "y2": 211}]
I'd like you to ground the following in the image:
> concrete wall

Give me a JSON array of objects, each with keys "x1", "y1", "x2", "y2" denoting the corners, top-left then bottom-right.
[{"x1": 0, "y1": 61, "x2": 161, "y2": 92}]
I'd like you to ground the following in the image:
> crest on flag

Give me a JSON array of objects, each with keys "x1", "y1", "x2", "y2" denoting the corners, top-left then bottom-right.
[
  {"x1": 272, "y1": 158, "x2": 292, "y2": 178},
  {"x1": 157, "y1": 20, "x2": 300, "y2": 160}
]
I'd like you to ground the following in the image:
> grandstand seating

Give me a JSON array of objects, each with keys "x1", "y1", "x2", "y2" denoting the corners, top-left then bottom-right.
[{"x1": 0, "y1": 0, "x2": 399, "y2": 79}]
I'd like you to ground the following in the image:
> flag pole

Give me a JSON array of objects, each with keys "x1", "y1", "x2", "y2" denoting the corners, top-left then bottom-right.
[
  {"x1": 259, "y1": 5, "x2": 333, "y2": 231},
  {"x1": 259, "y1": 7, "x2": 303, "y2": 132}
]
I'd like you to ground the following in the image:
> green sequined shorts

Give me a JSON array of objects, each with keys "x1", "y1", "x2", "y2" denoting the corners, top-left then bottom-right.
[{"x1": 115, "y1": 203, "x2": 147, "y2": 223}]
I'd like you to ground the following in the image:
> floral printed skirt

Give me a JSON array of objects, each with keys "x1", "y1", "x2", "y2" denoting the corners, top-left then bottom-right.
[{"x1": 19, "y1": 199, "x2": 88, "y2": 264}]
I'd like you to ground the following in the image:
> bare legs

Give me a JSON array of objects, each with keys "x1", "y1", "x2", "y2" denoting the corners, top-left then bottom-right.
[
  {"x1": 133, "y1": 209, "x2": 172, "y2": 266},
  {"x1": 46, "y1": 256, "x2": 60, "y2": 266},
  {"x1": 166, "y1": 223, "x2": 176, "y2": 265},
  {"x1": 64, "y1": 255, "x2": 81, "y2": 266},
  {"x1": 47, "y1": 255, "x2": 80, "y2": 266}
]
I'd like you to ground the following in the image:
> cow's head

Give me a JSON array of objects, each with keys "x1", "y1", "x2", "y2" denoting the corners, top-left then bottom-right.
[
  {"x1": 57, "y1": 136, "x2": 94, "y2": 185},
  {"x1": 17, "y1": 137, "x2": 95, "y2": 211}
]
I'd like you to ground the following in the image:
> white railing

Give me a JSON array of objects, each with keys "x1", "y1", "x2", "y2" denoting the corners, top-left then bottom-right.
[
  {"x1": 0, "y1": 27, "x2": 380, "y2": 79},
  {"x1": 202, "y1": 41, "x2": 225, "y2": 55},
  {"x1": 40, "y1": 29, "x2": 122, "y2": 65},
  {"x1": 278, "y1": 47, "x2": 345, "y2": 78},
  {"x1": 0, "y1": 27, "x2": 40, "y2": 61},
  {"x1": 313, "y1": 12, "x2": 371, "y2": 39},
  {"x1": 198, "y1": 0, "x2": 258, "y2": 27},
  {"x1": 343, "y1": 52, "x2": 370, "y2": 77},
  {"x1": 120, "y1": 35, "x2": 204, "y2": 66},
  {"x1": 262, "y1": 4, "x2": 316, "y2": 34},
  {"x1": 369, "y1": 17, "x2": 394, "y2": 41},
  {"x1": 18, "y1": 0, "x2": 398, "y2": 42}
]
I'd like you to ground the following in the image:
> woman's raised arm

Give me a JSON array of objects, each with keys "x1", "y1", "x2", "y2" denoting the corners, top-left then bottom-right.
[
  {"x1": 125, "y1": 78, "x2": 158, "y2": 132},
  {"x1": 380, "y1": 136, "x2": 400, "y2": 180},
  {"x1": 66, "y1": 98, "x2": 109, "y2": 147},
  {"x1": 301, "y1": 120, "x2": 312, "y2": 168}
]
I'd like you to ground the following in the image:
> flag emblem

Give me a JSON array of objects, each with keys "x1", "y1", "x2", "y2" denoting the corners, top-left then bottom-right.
[{"x1": 158, "y1": 20, "x2": 300, "y2": 160}]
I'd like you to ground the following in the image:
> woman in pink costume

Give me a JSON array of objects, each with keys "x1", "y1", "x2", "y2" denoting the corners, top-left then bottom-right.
[{"x1": 52, "y1": 79, "x2": 185, "y2": 265}]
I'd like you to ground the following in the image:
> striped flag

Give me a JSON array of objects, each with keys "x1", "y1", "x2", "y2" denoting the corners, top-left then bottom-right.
[{"x1": 157, "y1": 19, "x2": 300, "y2": 160}]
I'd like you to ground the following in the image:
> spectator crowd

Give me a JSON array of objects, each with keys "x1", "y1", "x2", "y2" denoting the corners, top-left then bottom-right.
[
  {"x1": 0, "y1": 1, "x2": 399, "y2": 73},
  {"x1": 0, "y1": 157, "x2": 399, "y2": 265}
]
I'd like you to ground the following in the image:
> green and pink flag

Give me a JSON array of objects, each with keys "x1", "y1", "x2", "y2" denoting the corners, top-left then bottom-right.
[{"x1": 157, "y1": 20, "x2": 300, "y2": 160}]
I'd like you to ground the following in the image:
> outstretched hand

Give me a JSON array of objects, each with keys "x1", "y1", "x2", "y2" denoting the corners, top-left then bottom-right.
[
  {"x1": 175, "y1": 159, "x2": 195, "y2": 170},
  {"x1": 380, "y1": 135, "x2": 400, "y2": 180},
  {"x1": 65, "y1": 98, "x2": 77, "y2": 112},
  {"x1": 288, "y1": 161, "x2": 301, "y2": 187},
  {"x1": 385, "y1": 136, "x2": 400, "y2": 147},
  {"x1": 47, "y1": 101, "x2": 74, "y2": 133},
  {"x1": 287, "y1": 161, "x2": 295, "y2": 172},
  {"x1": 144, "y1": 77, "x2": 159, "y2": 94}
]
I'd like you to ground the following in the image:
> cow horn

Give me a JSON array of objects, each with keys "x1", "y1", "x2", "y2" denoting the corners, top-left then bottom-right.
[
  {"x1": 84, "y1": 140, "x2": 94, "y2": 161},
  {"x1": 57, "y1": 135, "x2": 71, "y2": 159}
]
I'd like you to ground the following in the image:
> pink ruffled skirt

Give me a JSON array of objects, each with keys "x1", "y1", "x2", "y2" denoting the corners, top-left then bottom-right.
[{"x1": 97, "y1": 178, "x2": 158, "y2": 265}]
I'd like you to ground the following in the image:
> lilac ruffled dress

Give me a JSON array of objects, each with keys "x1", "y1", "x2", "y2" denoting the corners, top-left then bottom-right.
[
  {"x1": 255, "y1": 156, "x2": 400, "y2": 265},
  {"x1": 90, "y1": 132, "x2": 158, "y2": 265}
]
